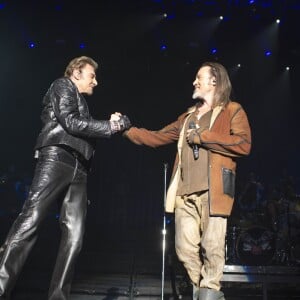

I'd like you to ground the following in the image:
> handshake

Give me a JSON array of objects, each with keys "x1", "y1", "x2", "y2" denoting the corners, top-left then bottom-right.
[{"x1": 110, "y1": 112, "x2": 132, "y2": 133}]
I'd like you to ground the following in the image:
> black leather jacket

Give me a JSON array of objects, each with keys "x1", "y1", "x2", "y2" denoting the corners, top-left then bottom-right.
[{"x1": 34, "y1": 77, "x2": 112, "y2": 160}]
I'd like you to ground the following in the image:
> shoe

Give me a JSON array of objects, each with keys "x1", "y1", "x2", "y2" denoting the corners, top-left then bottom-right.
[
  {"x1": 199, "y1": 288, "x2": 225, "y2": 300},
  {"x1": 193, "y1": 284, "x2": 200, "y2": 300}
]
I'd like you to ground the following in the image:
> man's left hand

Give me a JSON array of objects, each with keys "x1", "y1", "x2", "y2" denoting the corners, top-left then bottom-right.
[{"x1": 186, "y1": 128, "x2": 201, "y2": 145}]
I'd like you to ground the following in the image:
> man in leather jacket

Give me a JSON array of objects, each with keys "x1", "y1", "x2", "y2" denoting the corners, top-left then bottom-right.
[
  {"x1": 124, "y1": 62, "x2": 251, "y2": 300},
  {"x1": 0, "y1": 56, "x2": 131, "y2": 299}
]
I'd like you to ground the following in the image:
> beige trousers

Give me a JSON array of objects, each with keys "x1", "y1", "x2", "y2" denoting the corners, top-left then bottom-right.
[{"x1": 175, "y1": 191, "x2": 227, "y2": 290}]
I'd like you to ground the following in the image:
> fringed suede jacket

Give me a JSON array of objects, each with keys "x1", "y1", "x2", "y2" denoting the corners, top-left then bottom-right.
[{"x1": 125, "y1": 101, "x2": 251, "y2": 217}]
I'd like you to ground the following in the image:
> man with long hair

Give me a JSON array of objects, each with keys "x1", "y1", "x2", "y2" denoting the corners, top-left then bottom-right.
[{"x1": 124, "y1": 62, "x2": 251, "y2": 300}]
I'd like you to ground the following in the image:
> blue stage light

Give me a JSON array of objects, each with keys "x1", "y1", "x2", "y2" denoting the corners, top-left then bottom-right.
[
  {"x1": 0, "y1": 3, "x2": 6, "y2": 9},
  {"x1": 211, "y1": 48, "x2": 217, "y2": 54},
  {"x1": 265, "y1": 50, "x2": 272, "y2": 56},
  {"x1": 79, "y1": 43, "x2": 86, "y2": 49},
  {"x1": 160, "y1": 44, "x2": 167, "y2": 51},
  {"x1": 55, "y1": 5, "x2": 62, "y2": 11},
  {"x1": 28, "y1": 42, "x2": 36, "y2": 48}
]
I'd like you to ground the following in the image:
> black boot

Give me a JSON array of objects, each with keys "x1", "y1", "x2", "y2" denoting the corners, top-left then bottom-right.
[{"x1": 199, "y1": 288, "x2": 225, "y2": 300}]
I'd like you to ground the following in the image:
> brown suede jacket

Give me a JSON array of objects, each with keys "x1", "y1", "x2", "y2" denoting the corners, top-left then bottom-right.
[{"x1": 125, "y1": 101, "x2": 251, "y2": 216}]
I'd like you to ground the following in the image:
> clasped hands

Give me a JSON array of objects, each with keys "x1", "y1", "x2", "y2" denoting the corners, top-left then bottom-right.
[
  {"x1": 186, "y1": 127, "x2": 203, "y2": 146},
  {"x1": 110, "y1": 112, "x2": 132, "y2": 133}
]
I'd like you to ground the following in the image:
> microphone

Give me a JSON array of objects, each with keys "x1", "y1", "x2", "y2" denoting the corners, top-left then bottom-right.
[{"x1": 188, "y1": 121, "x2": 199, "y2": 160}]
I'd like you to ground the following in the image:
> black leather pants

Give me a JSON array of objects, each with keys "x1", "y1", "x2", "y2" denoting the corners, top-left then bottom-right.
[{"x1": 0, "y1": 146, "x2": 88, "y2": 299}]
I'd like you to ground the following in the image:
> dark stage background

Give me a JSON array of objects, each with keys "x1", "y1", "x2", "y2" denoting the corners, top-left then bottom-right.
[{"x1": 0, "y1": 0, "x2": 300, "y2": 270}]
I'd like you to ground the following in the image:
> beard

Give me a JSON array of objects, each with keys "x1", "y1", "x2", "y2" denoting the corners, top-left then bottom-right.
[
  {"x1": 192, "y1": 88, "x2": 205, "y2": 100},
  {"x1": 192, "y1": 88, "x2": 202, "y2": 99}
]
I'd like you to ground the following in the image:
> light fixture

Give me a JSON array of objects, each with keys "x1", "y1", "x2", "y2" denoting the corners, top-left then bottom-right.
[
  {"x1": 160, "y1": 44, "x2": 167, "y2": 51},
  {"x1": 28, "y1": 42, "x2": 36, "y2": 48},
  {"x1": 211, "y1": 48, "x2": 217, "y2": 54},
  {"x1": 265, "y1": 50, "x2": 272, "y2": 57}
]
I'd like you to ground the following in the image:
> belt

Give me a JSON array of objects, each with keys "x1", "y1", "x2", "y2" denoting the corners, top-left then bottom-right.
[{"x1": 56, "y1": 145, "x2": 90, "y2": 170}]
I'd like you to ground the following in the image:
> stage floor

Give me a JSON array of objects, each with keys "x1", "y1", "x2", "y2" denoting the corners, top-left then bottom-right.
[
  {"x1": 1, "y1": 216, "x2": 300, "y2": 299},
  {"x1": 8, "y1": 265, "x2": 300, "y2": 300}
]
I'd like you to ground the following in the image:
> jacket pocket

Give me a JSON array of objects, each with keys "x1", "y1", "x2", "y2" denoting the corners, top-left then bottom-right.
[{"x1": 222, "y1": 167, "x2": 235, "y2": 198}]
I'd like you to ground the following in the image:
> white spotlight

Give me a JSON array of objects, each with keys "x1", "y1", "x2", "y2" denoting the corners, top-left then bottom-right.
[
  {"x1": 276, "y1": 19, "x2": 280, "y2": 24},
  {"x1": 286, "y1": 66, "x2": 290, "y2": 71},
  {"x1": 237, "y1": 64, "x2": 241, "y2": 68},
  {"x1": 219, "y1": 16, "x2": 223, "y2": 20}
]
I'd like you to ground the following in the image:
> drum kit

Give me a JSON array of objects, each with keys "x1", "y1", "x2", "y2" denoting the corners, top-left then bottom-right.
[{"x1": 226, "y1": 196, "x2": 300, "y2": 266}]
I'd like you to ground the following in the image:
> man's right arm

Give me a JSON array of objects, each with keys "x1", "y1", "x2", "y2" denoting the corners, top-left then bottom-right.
[
  {"x1": 50, "y1": 79, "x2": 130, "y2": 138},
  {"x1": 124, "y1": 119, "x2": 181, "y2": 148}
]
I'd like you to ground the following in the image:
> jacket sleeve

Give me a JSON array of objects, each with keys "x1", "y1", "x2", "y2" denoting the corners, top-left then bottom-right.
[
  {"x1": 200, "y1": 105, "x2": 251, "y2": 157},
  {"x1": 124, "y1": 118, "x2": 182, "y2": 148},
  {"x1": 50, "y1": 79, "x2": 112, "y2": 138}
]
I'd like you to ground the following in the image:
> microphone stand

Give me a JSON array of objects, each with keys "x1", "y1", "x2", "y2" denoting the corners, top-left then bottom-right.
[{"x1": 161, "y1": 163, "x2": 168, "y2": 300}]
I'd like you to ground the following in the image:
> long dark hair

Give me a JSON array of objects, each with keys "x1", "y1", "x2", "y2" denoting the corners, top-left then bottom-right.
[{"x1": 202, "y1": 62, "x2": 232, "y2": 107}]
